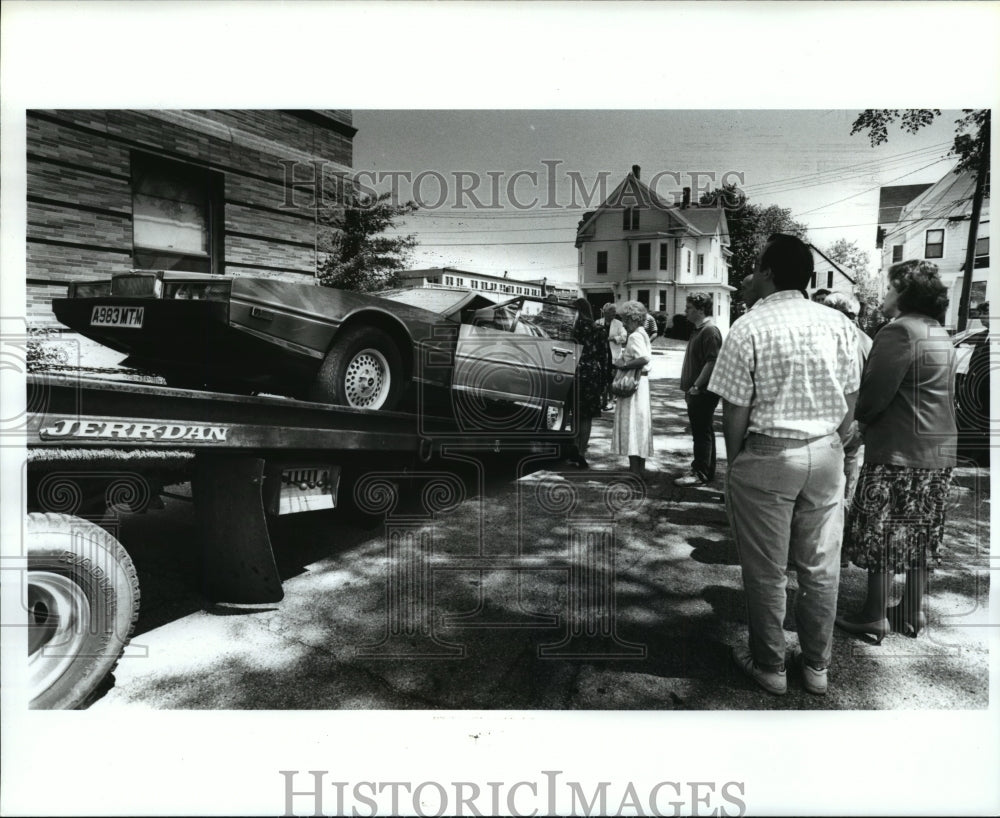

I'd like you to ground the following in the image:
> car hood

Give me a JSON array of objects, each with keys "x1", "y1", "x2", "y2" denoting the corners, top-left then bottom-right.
[{"x1": 377, "y1": 287, "x2": 499, "y2": 320}]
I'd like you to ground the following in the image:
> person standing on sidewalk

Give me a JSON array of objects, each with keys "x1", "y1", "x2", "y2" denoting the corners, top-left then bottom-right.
[
  {"x1": 643, "y1": 311, "x2": 660, "y2": 344},
  {"x1": 709, "y1": 234, "x2": 860, "y2": 696},
  {"x1": 597, "y1": 302, "x2": 627, "y2": 410},
  {"x1": 820, "y1": 291, "x2": 874, "y2": 522},
  {"x1": 610, "y1": 301, "x2": 654, "y2": 481},
  {"x1": 675, "y1": 292, "x2": 723, "y2": 487},
  {"x1": 836, "y1": 261, "x2": 956, "y2": 643}
]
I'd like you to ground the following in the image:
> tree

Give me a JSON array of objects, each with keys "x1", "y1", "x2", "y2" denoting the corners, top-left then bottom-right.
[
  {"x1": 317, "y1": 191, "x2": 419, "y2": 292},
  {"x1": 851, "y1": 108, "x2": 991, "y2": 330},
  {"x1": 701, "y1": 184, "x2": 808, "y2": 319},
  {"x1": 826, "y1": 238, "x2": 883, "y2": 334}
]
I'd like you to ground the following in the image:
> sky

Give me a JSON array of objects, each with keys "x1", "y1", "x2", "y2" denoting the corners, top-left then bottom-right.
[{"x1": 353, "y1": 109, "x2": 964, "y2": 285}]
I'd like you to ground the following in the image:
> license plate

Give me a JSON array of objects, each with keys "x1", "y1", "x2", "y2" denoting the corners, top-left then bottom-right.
[
  {"x1": 90, "y1": 305, "x2": 144, "y2": 328},
  {"x1": 275, "y1": 465, "x2": 340, "y2": 515}
]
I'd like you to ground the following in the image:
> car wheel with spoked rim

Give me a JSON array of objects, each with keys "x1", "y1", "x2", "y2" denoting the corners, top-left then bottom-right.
[{"x1": 310, "y1": 325, "x2": 404, "y2": 410}]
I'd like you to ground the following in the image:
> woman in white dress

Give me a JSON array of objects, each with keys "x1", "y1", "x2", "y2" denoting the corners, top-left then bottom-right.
[{"x1": 611, "y1": 300, "x2": 653, "y2": 480}]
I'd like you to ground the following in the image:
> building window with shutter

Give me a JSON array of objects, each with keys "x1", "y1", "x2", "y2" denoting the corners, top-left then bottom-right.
[
  {"x1": 892, "y1": 245, "x2": 903, "y2": 262},
  {"x1": 827, "y1": 271, "x2": 834, "y2": 288},
  {"x1": 597, "y1": 251, "x2": 608, "y2": 275},
  {"x1": 638, "y1": 243, "x2": 651, "y2": 271},
  {"x1": 925, "y1": 229, "x2": 944, "y2": 259},
  {"x1": 132, "y1": 153, "x2": 223, "y2": 274},
  {"x1": 659, "y1": 244, "x2": 668, "y2": 270},
  {"x1": 697, "y1": 253, "x2": 705, "y2": 276},
  {"x1": 623, "y1": 207, "x2": 639, "y2": 231}
]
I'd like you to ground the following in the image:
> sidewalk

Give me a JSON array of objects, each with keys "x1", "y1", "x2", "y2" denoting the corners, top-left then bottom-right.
[{"x1": 88, "y1": 339, "x2": 991, "y2": 710}]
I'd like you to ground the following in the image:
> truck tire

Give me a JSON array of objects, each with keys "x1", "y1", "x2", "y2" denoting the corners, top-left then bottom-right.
[
  {"x1": 26, "y1": 513, "x2": 140, "y2": 709},
  {"x1": 310, "y1": 326, "x2": 404, "y2": 410}
]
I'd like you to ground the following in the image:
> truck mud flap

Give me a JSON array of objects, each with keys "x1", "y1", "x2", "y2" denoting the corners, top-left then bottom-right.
[{"x1": 192, "y1": 454, "x2": 283, "y2": 603}]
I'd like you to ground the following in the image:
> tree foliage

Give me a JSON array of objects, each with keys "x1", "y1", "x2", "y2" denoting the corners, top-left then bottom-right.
[
  {"x1": 826, "y1": 237, "x2": 870, "y2": 277},
  {"x1": 850, "y1": 108, "x2": 990, "y2": 175},
  {"x1": 850, "y1": 109, "x2": 942, "y2": 147},
  {"x1": 317, "y1": 192, "x2": 419, "y2": 292},
  {"x1": 826, "y1": 238, "x2": 883, "y2": 333},
  {"x1": 701, "y1": 184, "x2": 808, "y2": 317}
]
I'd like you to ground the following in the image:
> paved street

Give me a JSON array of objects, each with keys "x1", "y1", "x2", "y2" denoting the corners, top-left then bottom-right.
[{"x1": 88, "y1": 340, "x2": 991, "y2": 711}]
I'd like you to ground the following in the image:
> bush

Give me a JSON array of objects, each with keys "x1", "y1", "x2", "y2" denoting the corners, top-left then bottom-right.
[{"x1": 667, "y1": 314, "x2": 693, "y2": 340}]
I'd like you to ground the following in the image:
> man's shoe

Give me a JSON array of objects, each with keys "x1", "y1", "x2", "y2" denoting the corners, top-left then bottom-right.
[
  {"x1": 674, "y1": 471, "x2": 707, "y2": 487},
  {"x1": 732, "y1": 645, "x2": 787, "y2": 695},
  {"x1": 792, "y1": 650, "x2": 828, "y2": 696}
]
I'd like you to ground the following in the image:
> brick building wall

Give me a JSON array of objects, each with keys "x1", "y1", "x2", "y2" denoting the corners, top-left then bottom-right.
[{"x1": 26, "y1": 109, "x2": 354, "y2": 323}]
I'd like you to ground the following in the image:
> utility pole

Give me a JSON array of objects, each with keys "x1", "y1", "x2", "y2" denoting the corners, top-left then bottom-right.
[{"x1": 956, "y1": 121, "x2": 990, "y2": 332}]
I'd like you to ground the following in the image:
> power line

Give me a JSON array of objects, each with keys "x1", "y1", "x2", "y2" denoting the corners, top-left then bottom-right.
[
  {"x1": 791, "y1": 158, "x2": 953, "y2": 218},
  {"x1": 743, "y1": 142, "x2": 952, "y2": 195}
]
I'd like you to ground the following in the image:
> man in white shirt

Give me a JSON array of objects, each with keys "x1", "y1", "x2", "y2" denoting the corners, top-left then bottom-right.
[{"x1": 709, "y1": 234, "x2": 859, "y2": 697}]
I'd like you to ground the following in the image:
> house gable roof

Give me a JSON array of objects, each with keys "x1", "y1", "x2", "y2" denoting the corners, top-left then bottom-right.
[
  {"x1": 574, "y1": 170, "x2": 727, "y2": 246},
  {"x1": 881, "y1": 165, "x2": 979, "y2": 245},
  {"x1": 810, "y1": 244, "x2": 856, "y2": 285},
  {"x1": 878, "y1": 183, "x2": 934, "y2": 225}
]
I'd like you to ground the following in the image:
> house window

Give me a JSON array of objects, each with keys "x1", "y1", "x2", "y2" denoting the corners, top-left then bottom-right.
[
  {"x1": 658, "y1": 289, "x2": 667, "y2": 312},
  {"x1": 686, "y1": 250, "x2": 691, "y2": 274},
  {"x1": 637, "y1": 289, "x2": 650, "y2": 309},
  {"x1": 697, "y1": 253, "x2": 705, "y2": 276},
  {"x1": 925, "y1": 229, "x2": 944, "y2": 259},
  {"x1": 445, "y1": 276, "x2": 454, "y2": 285},
  {"x1": 659, "y1": 244, "x2": 668, "y2": 270},
  {"x1": 132, "y1": 153, "x2": 223, "y2": 274},
  {"x1": 892, "y1": 245, "x2": 903, "y2": 262},
  {"x1": 471, "y1": 280, "x2": 478, "y2": 289},
  {"x1": 810, "y1": 273, "x2": 817, "y2": 288},
  {"x1": 975, "y1": 234, "x2": 989, "y2": 268},
  {"x1": 623, "y1": 207, "x2": 639, "y2": 231},
  {"x1": 827, "y1": 271, "x2": 834, "y2": 289},
  {"x1": 597, "y1": 251, "x2": 608, "y2": 275},
  {"x1": 638, "y1": 243, "x2": 651, "y2": 271}
]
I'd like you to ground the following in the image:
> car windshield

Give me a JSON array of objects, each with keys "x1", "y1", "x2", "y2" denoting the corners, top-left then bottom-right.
[{"x1": 469, "y1": 298, "x2": 578, "y2": 341}]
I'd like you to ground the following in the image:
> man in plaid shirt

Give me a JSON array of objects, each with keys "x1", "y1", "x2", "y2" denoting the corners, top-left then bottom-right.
[{"x1": 709, "y1": 234, "x2": 859, "y2": 696}]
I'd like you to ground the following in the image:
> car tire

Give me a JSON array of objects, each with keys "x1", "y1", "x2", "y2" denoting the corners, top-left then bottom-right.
[
  {"x1": 26, "y1": 513, "x2": 140, "y2": 709},
  {"x1": 310, "y1": 326, "x2": 404, "y2": 410}
]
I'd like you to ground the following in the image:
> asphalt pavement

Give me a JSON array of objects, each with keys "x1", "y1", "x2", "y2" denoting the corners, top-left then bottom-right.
[{"x1": 87, "y1": 338, "x2": 992, "y2": 711}]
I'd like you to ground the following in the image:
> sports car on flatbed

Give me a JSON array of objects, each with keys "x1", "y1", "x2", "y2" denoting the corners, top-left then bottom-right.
[{"x1": 53, "y1": 271, "x2": 581, "y2": 423}]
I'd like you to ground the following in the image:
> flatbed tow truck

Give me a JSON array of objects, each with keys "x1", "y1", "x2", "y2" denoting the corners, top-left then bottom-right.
[{"x1": 22, "y1": 372, "x2": 570, "y2": 708}]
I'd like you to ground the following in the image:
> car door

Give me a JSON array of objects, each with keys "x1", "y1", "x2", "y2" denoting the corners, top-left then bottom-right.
[{"x1": 452, "y1": 297, "x2": 580, "y2": 409}]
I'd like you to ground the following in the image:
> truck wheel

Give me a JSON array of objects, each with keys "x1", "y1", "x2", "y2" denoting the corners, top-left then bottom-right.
[
  {"x1": 310, "y1": 326, "x2": 404, "y2": 410},
  {"x1": 26, "y1": 513, "x2": 140, "y2": 709}
]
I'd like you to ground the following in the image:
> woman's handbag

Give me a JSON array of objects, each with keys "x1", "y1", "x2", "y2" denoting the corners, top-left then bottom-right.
[{"x1": 610, "y1": 367, "x2": 640, "y2": 398}]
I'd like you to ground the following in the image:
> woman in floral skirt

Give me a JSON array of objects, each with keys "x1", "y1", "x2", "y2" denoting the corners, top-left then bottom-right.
[{"x1": 837, "y1": 260, "x2": 957, "y2": 642}]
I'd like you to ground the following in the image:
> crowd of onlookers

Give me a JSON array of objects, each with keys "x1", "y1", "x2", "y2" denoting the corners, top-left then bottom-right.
[{"x1": 565, "y1": 233, "x2": 974, "y2": 696}]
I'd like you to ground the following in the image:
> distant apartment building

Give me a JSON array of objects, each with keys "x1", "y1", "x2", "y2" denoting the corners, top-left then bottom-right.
[
  {"x1": 876, "y1": 167, "x2": 991, "y2": 327},
  {"x1": 26, "y1": 109, "x2": 355, "y2": 321},
  {"x1": 395, "y1": 267, "x2": 545, "y2": 298},
  {"x1": 575, "y1": 166, "x2": 734, "y2": 332}
]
